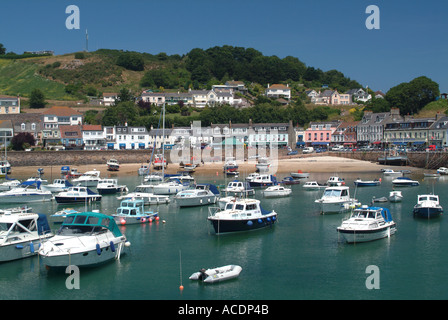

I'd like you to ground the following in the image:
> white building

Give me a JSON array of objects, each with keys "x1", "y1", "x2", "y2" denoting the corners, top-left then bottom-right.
[{"x1": 265, "y1": 84, "x2": 291, "y2": 100}]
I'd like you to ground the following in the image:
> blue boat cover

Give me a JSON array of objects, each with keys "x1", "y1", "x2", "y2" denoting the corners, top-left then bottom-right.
[
  {"x1": 37, "y1": 213, "x2": 51, "y2": 235},
  {"x1": 370, "y1": 207, "x2": 393, "y2": 222}
]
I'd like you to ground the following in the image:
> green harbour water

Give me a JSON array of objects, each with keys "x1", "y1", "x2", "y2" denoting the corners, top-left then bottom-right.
[{"x1": 1, "y1": 170, "x2": 448, "y2": 300}]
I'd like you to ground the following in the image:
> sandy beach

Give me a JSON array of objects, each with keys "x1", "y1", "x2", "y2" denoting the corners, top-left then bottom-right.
[{"x1": 7, "y1": 156, "x2": 412, "y2": 178}]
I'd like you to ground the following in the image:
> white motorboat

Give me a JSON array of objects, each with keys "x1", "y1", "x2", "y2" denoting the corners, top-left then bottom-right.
[
  {"x1": 382, "y1": 169, "x2": 402, "y2": 176},
  {"x1": 392, "y1": 177, "x2": 419, "y2": 187},
  {"x1": 49, "y1": 208, "x2": 81, "y2": 224},
  {"x1": 166, "y1": 173, "x2": 195, "y2": 182},
  {"x1": 303, "y1": 181, "x2": 327, "y2": 191},
  {"x1": 248, "y1": 174, "x2": 278, "y2": 187},
  {"x1": 256, "y1": 157, "x2": 271, "y2": 173},
  {"x1": 0, "y1": 159, "x2": 11, "y2": 175},
  {"x1": 0, "y1": 181, "x2": 53, "y2": 203},
  {"x1": 354, "y1": 179, "x2": 381, "y2": 187},
  {"x1": 189, "y1": 265, "x2": 242, "y2": 283},
  {"x1": 41, "y1": 178, "x2": 73, "y2": 193},
  {"x1": 290, "y1": 170, "x2": 310, "y2": 179},
  {"x1": 326, "y1": 176, "x2": 345, "y2": 186},
  {"x1": 437, "y1": 167, "x2": 448, "y2": 175},
  {"x1": 337, "y1": 206, "x2": 396, "y2": 243},
  {"x1": 107, "y1": 159, "x2": 120, "y2": 171},
  {"x1": 143, "y1": 172, "x2": 164, "y2": 182},
  {"x1": 117, "y1": 184, "x2": 170, "y2": 205},
  {"x1": 113, "y1": 199, "x2": 159, "y2": 225},
  {"x1": 389, "y1": 190, "x2": 403, "y2": 202},
  {"x1": 223, "y1": 157, "x2": 238, "y2": 172},
  {"x1": 153, "y1": 154, "x2": 167, "y2": 170},
  {"x1": 38, "y1": 211, "x2": 130, "y2": 268},
  {"x1": 152, "y1": 179, "x2": 190, "y2": 195},
  {"x1": 245, "y1": 172, "x2": 260, "y2": 182},
  {"x1": 0, "y1": 211, "x2": 53, "y2": 262},
  {"x1": 208, "y1": 198, "x2": 277, "y2": 234},
  {"x1": 0, "y1": 205, "x2": 33, "y2": 215},
  {"x1": 262, "y1": 185, "x2": 292, "y2": 198},
  {"x1": 174, "y1": 184, "x2": 220, "y2": 207},
  {"x1": 138, "y1": 165, "x2": 150, "y2": 176},
  {"x1": 0, "y1": 177, "x2": 21, "y2": 191},
  {"x1": 315, "y1": 186, "x2": 359, "y2": 214},
  {"x1": 413, "y1": 194, "x2": 443, "y2": 219},
  {"x1": 54, "y1": 186, "x2": 102, "y2": 204},
  {"x1": 222, "y1": 180, "x2": 255, "y2": 196},
  {"x1": 96, "y1": 178, "x2": 128, "y2": 195},
  {"x1": 71, "y1": 169, "x2": 101, "y2": 187}
]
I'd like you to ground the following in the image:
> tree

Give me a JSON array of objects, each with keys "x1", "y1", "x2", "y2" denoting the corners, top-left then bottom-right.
[
  {"x1": 11, "y1": 132, "x2": 36, "y2": 151},
  {"x1": 386, "y1": 76, "x2": 440, "y2": 115},
  {"x1": 0, "y1": 43, "x2": 5, "y2": 55},
  {"x1": 116, "y1": 52, "x2": 145, "y2": 71},
  {"x1": 29, "y1": 88, "x2": 46, "y2": 108}
]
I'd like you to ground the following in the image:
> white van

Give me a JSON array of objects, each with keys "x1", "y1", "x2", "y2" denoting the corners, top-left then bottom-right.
[{"x1": 302, "y1": 147, "x2": 314, "y2": 154}]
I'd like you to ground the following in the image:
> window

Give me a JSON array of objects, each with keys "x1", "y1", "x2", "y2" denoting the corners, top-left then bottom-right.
[
  {"x1": 31, "y1": 123, "x2": 36, "y2": 131},
  {"x1": 21, "y1": 123, "x2": 25, "y2": 130}
]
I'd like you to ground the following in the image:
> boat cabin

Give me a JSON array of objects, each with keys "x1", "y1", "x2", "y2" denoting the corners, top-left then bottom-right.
[
  {"x1": 116, "y1": 199, "x2": 145, "y2": 216},
  {"x1": 59, "y1": 212, "x2": 122, "y2": 237},
  {"x1": 0, "y1": 213, "x2": 51, "y2": 243}
]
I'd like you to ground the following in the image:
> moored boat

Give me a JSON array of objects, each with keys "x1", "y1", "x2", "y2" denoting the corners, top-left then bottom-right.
[
  {"x1": 107, "y1": 159, "x2": 120, "y2": 171},
  {"x1": 248, "y1": 174, "x2": 277, "y2": 187},
  {"x1": 262, "y1": 185, "x2": 292, "y2": 198},
  {"x1": 303, "y1": 181, "x2": 326, "y2": 191},
  {"x1": 113, "y1": 199, "x2": 159, "y2": 225},
  {"x1": 315, "y1": 186, "x2": 358, "y2": 214},
  {"x1": 0, "y1": 211, "x2": 53, "y2": 262},
  {"x1": 0, "y1": 181, "x2": 53, "y2": 203},
  {"x1": 38, "y1": 211, "x2": 130, "y2": 268},
  {"x1": 392, "y1": 177, "x2": 419, "y2": 187},
  {"x1": 437, "y1": 167, "x2": 448, "y2": 175},
  {"x1": 41, "y1": 178, "x2": 73, "y2": 193},
  {"x1": 337, "y1": 206, "x2": 396, "y2": 243},
  {"x1": 389, "y1": 190, "x2": 403, "y2": 202},
  {"x1": 71, "y1": 170, "x2": 101, "y2": 187},
  {"x1": 54, "y1": 186, "x2": 102, "y2": 204},
  {"x1": 189, "y1": 265, "x2": 242, "y2": 283},
  {"x1": 413, "y1": 194, "x2": 443, "y2": 219},
  {"x1": 174, "y1": 184, "x2": 220, "y2": 207},
  {"x1": 290, "y1": 170, "x2": 310, "y2": 179},
  {"x1": 354, "y1": 178, "x2": 381, "y2": 187},
  {"x1": 327, "y1": 176, "x2": 345, "y2": 186},
  {"x1": 208, "y1": 198, "x2": 277, "y2": 234},
  {"x1": 96, "y1": 178, "x2": 128, "y2": 195},
  {"x1": 222, "y1": 180, "x2": 255, "y2": 197},
  {"x1": 117, "y1": 184, "x2": 170, "y2": 205}
]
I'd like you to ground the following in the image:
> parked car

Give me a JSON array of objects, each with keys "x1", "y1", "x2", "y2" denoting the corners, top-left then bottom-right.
[{"x1": 302, "y1": 147, "x2": 314, "y2": 154}]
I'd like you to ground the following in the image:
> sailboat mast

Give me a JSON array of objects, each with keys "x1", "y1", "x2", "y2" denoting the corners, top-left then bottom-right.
[{"x1": 162, "y1": 103, "x2": 165, "y2": 177}]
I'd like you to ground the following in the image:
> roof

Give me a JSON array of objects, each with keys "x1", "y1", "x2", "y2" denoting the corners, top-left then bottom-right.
[
  {"x1": 103, "y1": 93, "x2": 118, "y2": 97},
  {"x1": 42, "y1": 106, "x2": 82, "y2": 117},
  {"x1": 59, "y1": 125, "x2": 81, "y2": 138},
  {"x1": 267, "y1": 84, "x2": 290, "y2": 90},
  {"x1": 82, "y1": 124, "x2": 102, "y2": 131}
]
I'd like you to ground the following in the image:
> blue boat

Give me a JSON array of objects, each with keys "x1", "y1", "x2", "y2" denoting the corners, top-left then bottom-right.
[
  {"x1": 354, "y1": 178, "x2": 381, "y2": 187},
  {"x1": 113, "y1": 199, "x2": 159, "y2": 225},
  {"x1": 248, "y1": 174, "x2": 277, "y2": 187},
  {"x1": 392, "y1": 177, "x2": 419, "y2": 187},
  {"x1": 413, "y1": 194, "x2": 443, "y2": 219}
]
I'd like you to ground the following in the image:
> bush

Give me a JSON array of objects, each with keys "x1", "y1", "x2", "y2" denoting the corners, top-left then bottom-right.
[{"x1": 116, "y1": 52, "x2": 145, "y2": 71}]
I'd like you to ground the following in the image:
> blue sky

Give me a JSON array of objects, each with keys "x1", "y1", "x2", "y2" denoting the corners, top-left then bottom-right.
[{"x1": 1, "y1": 0, "x2": 447, "y2": 93}]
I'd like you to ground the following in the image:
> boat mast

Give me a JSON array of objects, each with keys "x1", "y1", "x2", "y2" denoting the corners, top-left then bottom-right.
[{"x1": 162, "y1": 103, "x2": 165, "y2": 177}]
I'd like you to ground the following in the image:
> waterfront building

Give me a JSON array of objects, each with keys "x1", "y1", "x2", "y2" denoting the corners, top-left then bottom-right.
[
  {"x1": 0, "y1": 120, "x2": 13, "y2": 149},
  {"x1": 429, "y1": 115, "x2": 448, "y2": 149},
  {"x1": 304, "y1": 121, "x2": 340, "y2": 148},
  {"x1": 332, "y1": 121, "x2": 359, "y2": 147},
  {"x1": 102, "y1": 93, "x2": 118, "y2": 106},
  {"x1": 41, "y1": 106, "x2": 83, "y2": 146},
  {"x1": 82, "y1": 125, "x2": 105, "y2": 150},
  {"x1": 60, "y1": 125, "x2": 83, "y2": 149},
  {"x1": 356, "y1": 108, "x2": 402, "y2": 146}
]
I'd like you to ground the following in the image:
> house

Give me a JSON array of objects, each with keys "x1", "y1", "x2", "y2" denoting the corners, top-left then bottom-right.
[
  {"x1": 428, "y1": 114, "x2": 448, "y2": 149},
  {"x1": 82, "y1": 125, "x2": 105, "y2": 150},
  {"x1": 105, "y1": 125, "x2": 150, "y2": 150},
  {"x1": 141, "y1": 92, "x2": 165, "y2": 107},
  {"x1": 0, "y1": 96, "x2": 20, "y2": 114},
  {"x1": 304, "y1": 121, "x2": 340, "y2": 147},
  {"x1": 0, "y1": 120, "x2": 14, "y2": 149},
  {"x1": 248, "y1": 121, "x2": 295, "y2": 148},
  {"x1": 332, "y1": 121, "x2": 359, "y2": 146},
  {"x1": 265, "y1": 84, "x2": 291, "y2": 100},
  {"x1": 346, "y1": 88, "x2": 372, "y2": 103},
  {"x1": 164, "y1": 92, "x2": 193, "y2": 106},
  {"x1": 374, "y1": 91, "x2": 385, "y2": 99},
  {"x1": 0, "y1": 113, "x2": 42, "y2": 144},
  {"x1": 357, "y1": 108, "x2": 402, "y2": 146},
  {"x1": 41, "y1": 106, "x2": 83, "y2": 146},
  {"x1": 383, "y1": 115, "x2": 437, "y2": 148},
  {"x1": 59, "y1": 125, "x2": 83, "y2": 149},
  {"x1": 102, "y1": 93, "x2": 118, "y2": 106},
  {"x1": 207, "y1": 89, "x2": 235, "y2": 106},
  {"x1": 189, "y1": 89, "x2": 209, "y2": 108},
  {"x1": 305, "y1": 90, "x2": 318, "y2": 101},
  {"x1": 212, "y1": 81, "x2": 248, "y2": 94}
]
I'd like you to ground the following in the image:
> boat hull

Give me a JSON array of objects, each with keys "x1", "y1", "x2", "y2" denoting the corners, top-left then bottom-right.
[
  {"x1": 317, "y1": 201, "x2": 354, "y2": 214},
  {"x1": 97, "y1": 187, "x2": 126, "y2": 195},
  {"x1": 54, "y1": 196, "x2": 102, "y2": 204},
  {"x1": 114, "y1": 215, "x2": 157, "y2": 225},
  {"x1": 208, "y1": 213, "x2": 277, "y2": 234},
  {"x1": 0, "y1": 194, "x2": 53, "y2": 203},
  {"x1": 176, "y1": 195, "x2": 217, "y2": 207},
  {"x1": 338, "y1": 223, "x2": 397, "y2": 243},
  {"x1": 413, "y1": 207, "x2": 443, "y2": 219},
  {"x1": 0, "y1": 237, "x2": 52, "y2": 262}
]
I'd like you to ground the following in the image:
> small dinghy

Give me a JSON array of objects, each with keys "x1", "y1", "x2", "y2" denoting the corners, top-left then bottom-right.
[{"x1": 189, "y1": 265, "x2": 242, "y2": 283}]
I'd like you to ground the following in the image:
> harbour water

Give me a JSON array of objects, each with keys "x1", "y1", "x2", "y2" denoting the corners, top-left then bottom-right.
[{"x1": 1, "y1": 170, "x2": 448, "y2": 300}]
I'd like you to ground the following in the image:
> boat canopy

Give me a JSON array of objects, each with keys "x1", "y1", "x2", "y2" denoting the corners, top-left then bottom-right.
[
  {"x1": 369, "y1": 207, "x2": 393, "y2": 222},
  {"x1": 62, "y1": 212, "x2": 122, "y2": 237},
  {"x1": 37, "y1": 213, "x2": 52, "y2": 235}
]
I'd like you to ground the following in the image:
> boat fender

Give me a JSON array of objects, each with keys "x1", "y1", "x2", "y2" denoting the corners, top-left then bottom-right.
[
  {"x1": 200, "y1": 199, "x2": 203, "y2": 204},
  {"x1": 30, "y1": 242, "x2": 34, "y2": 253},
  {"x1": 96, "y1": 243, "x2": 101, "y2": 255},
  {"x1": 247, "y1": 220, "x2": 253, "y2": 226},
  {"x1": 141, "y1": 218, "x2": 146, "y2": 223},
  {"x1": 110, "y1": 241, "x2": 116, "y2": 252},
  {"x1": 267, "y1": 217, "x2": 271, "y2": 222},
  {"x1": 15, "y1": 245, "x2": 24, "y2": 249},
  {"x1": 258, "y1": 218, "x2": 263, "y2": 224}
]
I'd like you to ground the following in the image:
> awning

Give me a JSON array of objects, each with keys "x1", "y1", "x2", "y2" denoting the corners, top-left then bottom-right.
[
  {"x1": 312, "y1": 142, "x2": 329, "y2": 145},
  {"x1": 107, "y1": 143, "x2": 114, "y2": 147},
  {"x1": 296, "y1": 141, "x2": 305, "y2": 145},
  {"x1": 393, "y1": 142, "x2": 407, "y2": 145},
  {"x1": 412, "y1": 141, "x2": 425, "y2": 145},
  {"x1": 372, "y1": 141, "x2": 382, "y2": 144}
]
